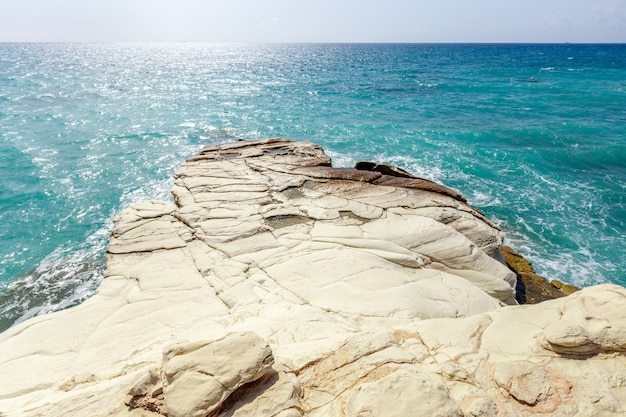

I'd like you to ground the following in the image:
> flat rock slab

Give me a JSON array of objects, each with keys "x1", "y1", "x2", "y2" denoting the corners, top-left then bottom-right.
[{"x1": 0, "y1": 138, "x2": 624, "y2": 417}]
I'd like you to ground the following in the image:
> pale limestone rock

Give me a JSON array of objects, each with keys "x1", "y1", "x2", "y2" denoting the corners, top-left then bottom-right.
[
  {"x1": 219, "y1": 371, "x2": 303, "y2": 417},
  {"x1": 343, "y1": 366, "x2": 463, "y2": 417},
  {"x1": 492, "y1": 361, "x2": 550, "y2": 406},
  {"x1": 541, "y1": 285, "x2": 626, "y2": 355},
  {"x1": 393, "y1": 284, "x2": 626, "y2": 417},
  {"x1": 0, "y1": 139, "x2": 624, "y2": 417},
  {"x1": 161, "y1": 332, "x2": 274, "y2": 417}
]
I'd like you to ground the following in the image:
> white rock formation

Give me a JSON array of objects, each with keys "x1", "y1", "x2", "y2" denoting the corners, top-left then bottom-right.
[{"x1": 0, "y1": 138, "x2": 624, "y2": 416}]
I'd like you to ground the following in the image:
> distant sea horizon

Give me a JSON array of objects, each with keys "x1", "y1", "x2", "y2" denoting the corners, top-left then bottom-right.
[
  {"x1": 1, "y1": 42, "x2": 625, "y2": 331},
  {"x1": 1, "y1": 40, "x2": 624, "y2": 43}
]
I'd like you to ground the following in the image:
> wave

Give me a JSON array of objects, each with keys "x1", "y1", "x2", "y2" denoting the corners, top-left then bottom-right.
[
  {"x1": 0, "y1": 171, "x2": 183, "y2": 332},
  {"x1": 0, "y1": 226, "x2": 109, "y2": 332}
]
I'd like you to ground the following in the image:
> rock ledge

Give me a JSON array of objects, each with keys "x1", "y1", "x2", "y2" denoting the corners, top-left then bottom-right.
[{"x1": 0, "y1": 138, "x2": 624, "y2": 417}]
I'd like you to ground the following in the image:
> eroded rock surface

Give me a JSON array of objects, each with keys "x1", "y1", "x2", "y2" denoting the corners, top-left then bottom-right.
[
  {"x1": 0, "y1": 138, "x2": 624, "y2": 417},
  {"x1": 125, "y1": 331, "x2": 274, "y2": 417}
]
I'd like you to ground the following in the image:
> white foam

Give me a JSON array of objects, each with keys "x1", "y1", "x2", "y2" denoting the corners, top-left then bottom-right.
[
  {"x1": 469, "y1": 191, "x2": 501, "y2": 207},
  {"x1": 0, "y1": 225, "x2": 110, "y2": 329},
  {"x1": 0, "y1": 167, "x2": 182, "y2": 330}
]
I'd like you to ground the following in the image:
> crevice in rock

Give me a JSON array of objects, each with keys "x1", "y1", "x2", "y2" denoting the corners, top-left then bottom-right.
[
  {"x1": 337, "y1": 210, "x2": 371, "y2": 224},
  {"x1": 305, "y1": 362, "x2": 408, "y2": 414},
  {"x1": 265, "y1": 214, "x2": 313, "y2": 229},
  {"x1": 355, "y1": 161, "x2": 417, "y2": 179}
]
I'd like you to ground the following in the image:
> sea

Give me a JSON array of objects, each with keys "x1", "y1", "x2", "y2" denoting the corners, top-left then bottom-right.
[{"x1": 1, "y1": 43, "x2": 625, "y2": 332}]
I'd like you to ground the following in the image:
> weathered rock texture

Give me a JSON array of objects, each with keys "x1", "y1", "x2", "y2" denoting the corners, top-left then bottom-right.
[{"x1": 0, "y1": 138, "x2": 624, "y2": 416}]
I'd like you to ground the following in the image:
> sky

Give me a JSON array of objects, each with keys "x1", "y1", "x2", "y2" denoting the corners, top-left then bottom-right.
[{"x1": 1, "y1": 0, "x2": 625, "y2": 43}]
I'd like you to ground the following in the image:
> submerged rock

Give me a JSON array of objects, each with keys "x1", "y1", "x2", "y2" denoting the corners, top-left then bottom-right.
[{"x1": 0, "y1": 138, "x2": 623, "y2": 416}]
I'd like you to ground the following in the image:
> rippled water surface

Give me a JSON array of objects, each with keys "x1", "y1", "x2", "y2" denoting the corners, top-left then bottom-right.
[{"x1": 1, "y1": 43, "x2": 625, "y2": 331}]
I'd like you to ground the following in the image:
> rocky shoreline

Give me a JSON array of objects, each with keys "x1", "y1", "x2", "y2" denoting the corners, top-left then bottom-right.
[
  {"x1": 0, "y1": 138, "x2": 623, "y2": 416},
  {"x1": 501, "y1": 245, "x2": 579, "y2": 304}
]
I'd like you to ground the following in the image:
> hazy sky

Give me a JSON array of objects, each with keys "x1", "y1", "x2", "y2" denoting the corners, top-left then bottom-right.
[{"x1": 1, "y1": 0, "x2": 625, "y2": 43}]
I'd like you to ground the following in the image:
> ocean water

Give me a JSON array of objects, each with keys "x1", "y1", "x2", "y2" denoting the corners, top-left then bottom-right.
[{"x1": 1, "y1": 43, "x2": 625, "y2": 331}]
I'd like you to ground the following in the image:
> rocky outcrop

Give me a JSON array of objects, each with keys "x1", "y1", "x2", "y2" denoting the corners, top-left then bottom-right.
[
  {"x1": 0, "y1": 138, "x2": 624, "y2": 416},
  {"x1": 502, "y1": 245, "x2": 579, "y2": 304},
  {"x1": 126, "y1": 332, "x2": 275, "y2": 417}
]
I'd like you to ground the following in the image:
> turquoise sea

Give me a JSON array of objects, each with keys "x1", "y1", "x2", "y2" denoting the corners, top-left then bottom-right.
[{"x1": 1, "y1": 43, "x2": 625, "y2": 331}]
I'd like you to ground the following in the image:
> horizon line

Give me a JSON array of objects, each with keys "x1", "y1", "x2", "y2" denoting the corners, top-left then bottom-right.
[{"x1": 1, "y1": 41, "x2": 625, "y2": 45}]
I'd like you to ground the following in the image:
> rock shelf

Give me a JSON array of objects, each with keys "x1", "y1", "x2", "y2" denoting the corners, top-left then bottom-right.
[{"x1": 0, "y1": 138, "x2": 624, "y2": 416}]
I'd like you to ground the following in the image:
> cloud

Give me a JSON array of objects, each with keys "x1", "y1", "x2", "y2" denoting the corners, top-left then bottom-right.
[
  {"x1": 545, "y1": 12, "x2": 572, "y2": 30},
  {"x1": 1, "y1": 0, "x2": 624, "y2": 43},
  {"x1": 594, "y1": 0, "x2": 626, "y2": 25}
]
